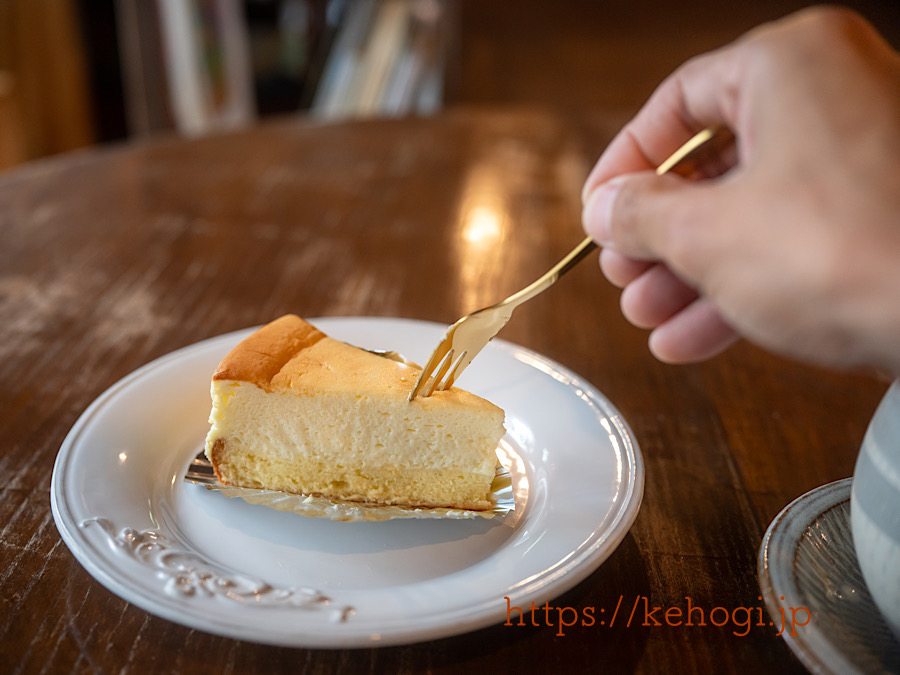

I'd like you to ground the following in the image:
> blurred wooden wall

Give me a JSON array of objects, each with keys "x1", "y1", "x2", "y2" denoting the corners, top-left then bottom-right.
[
  {"x1": 0, "y1": 0, "x2": 94, "y2": 170},
  {"x1": 449, "y1": 0, "x2": 900, "y2": 117}
]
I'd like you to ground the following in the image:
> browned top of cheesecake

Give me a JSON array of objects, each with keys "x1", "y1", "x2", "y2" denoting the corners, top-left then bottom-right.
[
  {"x1": 212, "y1": 315, "x2": 502, "y2": 415},
  {"x1": 213, "y1": 314, "x2": 327, "y2": 387}
]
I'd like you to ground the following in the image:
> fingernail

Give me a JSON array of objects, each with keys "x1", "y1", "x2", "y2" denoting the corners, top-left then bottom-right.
[{"x1": 582, "y1": 180, "x2": 620, "y2": 245}]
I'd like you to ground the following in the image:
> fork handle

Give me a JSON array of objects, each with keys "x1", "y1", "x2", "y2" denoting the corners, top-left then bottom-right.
[
  {"x1": 503, "y1": 236, "x2": 597, "y2": 308},
  {"x1": 503, "y1": 126, "x2": 731, "y2": 311}
]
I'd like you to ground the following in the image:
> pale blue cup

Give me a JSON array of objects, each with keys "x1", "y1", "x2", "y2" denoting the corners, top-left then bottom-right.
[{"x1": 851, "y1": 379, "x2": 900, "y2": 639}]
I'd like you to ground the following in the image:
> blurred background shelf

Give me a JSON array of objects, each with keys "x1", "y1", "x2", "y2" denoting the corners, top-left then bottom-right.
[
  {"x1": 108, "y1": 0, "x2": 455, "y2": 138},
  {"x1": 1, "y1": 0, "x2": 898, "y2": 171}
]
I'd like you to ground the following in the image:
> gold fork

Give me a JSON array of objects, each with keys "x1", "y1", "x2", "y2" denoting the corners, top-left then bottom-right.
[{"x1": 408, "y1": 126, "x2": 729, "y2": 401}]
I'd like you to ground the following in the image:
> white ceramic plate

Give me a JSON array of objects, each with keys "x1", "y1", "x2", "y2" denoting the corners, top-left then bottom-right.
[{"x1": 51, "y1": 317, "x2": 643, "y2": 648}]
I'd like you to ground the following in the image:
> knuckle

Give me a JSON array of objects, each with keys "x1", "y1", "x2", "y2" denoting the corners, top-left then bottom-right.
[
  {"x1": 799, "y1": 5, "x2": 868, "y2": 37},
  {"x1": 746, "y1": 5, "x2": 870, "y2": 60}
]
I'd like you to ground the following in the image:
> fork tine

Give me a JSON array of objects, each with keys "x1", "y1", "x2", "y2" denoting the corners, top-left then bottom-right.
[
  {"x1": 440, "y1": 349, "x2": 478, "y2": 391},
  {"x1": 436, "y1": 349, "x2": 470, "y2": 392},
  {"x1": 408, "y1": 337, "x2": 452, "y2": 401},
  {"x1": 424, "y1": 348, "x2": 456, "y2": 397}
]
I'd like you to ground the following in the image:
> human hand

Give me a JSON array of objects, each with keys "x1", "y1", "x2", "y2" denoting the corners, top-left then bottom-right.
[{"x1": 581, "y1": 6, "x2": 900, "y2": 376}]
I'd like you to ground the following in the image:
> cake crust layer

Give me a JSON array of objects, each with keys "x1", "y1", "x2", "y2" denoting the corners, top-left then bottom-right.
[{"x1": 209, "y1": 437, "x2": 495, "y2": 510}]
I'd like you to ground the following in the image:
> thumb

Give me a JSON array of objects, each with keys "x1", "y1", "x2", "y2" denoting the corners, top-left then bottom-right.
[{"x1": 582, "y1": 172, "x2": 711, "y2": 265}]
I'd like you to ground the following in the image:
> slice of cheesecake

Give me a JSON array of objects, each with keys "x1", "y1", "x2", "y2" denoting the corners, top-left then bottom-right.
[{"x1": 204, "y1": 315, "x2": 505, "y2": 510}]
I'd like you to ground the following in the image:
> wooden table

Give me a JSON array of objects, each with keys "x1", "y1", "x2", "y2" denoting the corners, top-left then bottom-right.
[{"x1": 0, "y1": 108, "x2": 888, "y2": 672}]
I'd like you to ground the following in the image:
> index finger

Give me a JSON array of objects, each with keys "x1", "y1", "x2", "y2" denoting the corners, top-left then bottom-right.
[{"x1": 582, "y1": 39, "x2": 745, "y2": 202}]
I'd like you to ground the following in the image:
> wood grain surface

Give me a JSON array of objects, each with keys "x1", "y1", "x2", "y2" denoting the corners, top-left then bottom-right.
[{"x1": 0, "y1": 108, "x2": 888, "y2": 673}]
